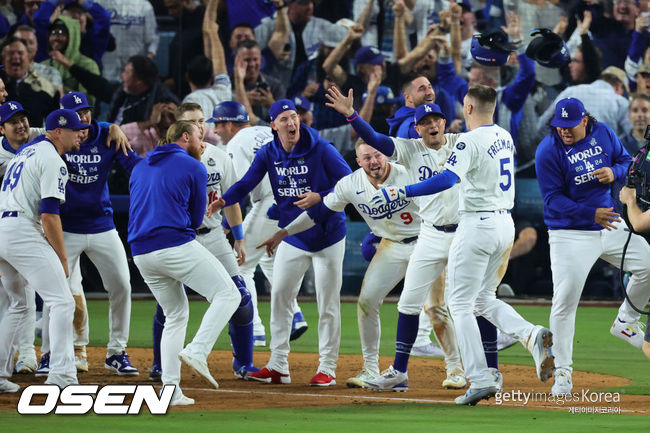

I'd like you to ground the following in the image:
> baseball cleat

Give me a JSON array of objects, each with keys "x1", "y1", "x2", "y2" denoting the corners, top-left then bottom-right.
[
  {"x1": 179, "y1": 349, "x2": 218, "y2": 389},
  {"x1": 35, "y1": 353, "x2": 50, "y2": 377},
  {"x1": 170, "y1": 391, "x2": 195, "y2": 406},
  {"x1": 0, "y1": 380, "x2": 20, "y2": 393},
  {"x1": 551, "y1": 368, "x2": 573, "y2": 396},
  {"x1": 253, "y1": 335, "x2": 266, "y2": 347},
  {"x1": 309, "y1": 372, "x2": 336, "y2": 387},
  {"x1": 105, "y1": 351, "x2": 139, "y2": 376},
  {"x1": 454, "y1": 385, "x2": 500, "y2": 405},
  {"x1": 610, "y1": 317, "x2": 645, "y2": 349},
  {"x1": 290, "y1": 312, "x2": 308, "y2": 341},
  {"x1": 529, "y1": 326, "x2": 554, "y2": 382},
  {"x1": 346, "y1": 368, "x2": 378, "y2": 388},
  {"x1": 15, "y1": 358, "x2": 38, "y2": 374},
  {"x1": 75, "y1": 355, "x2": 89, "y2": 373},
  {"x1": 232, "y1": 357, "x2": 260, "y2": 379},
  {"x1": 362, "y1": 365, "x2": 408, "y2": 392},
  {"x1": 411, "y1": 342, "x2": 445, "y2": 357},
  {"x1": 489, "y1": 368, "x2": 503, "y2": 393},
  {"x1": 247, "y1": 367, "x2": 291, "y2": 384},
  {"x1": 149, "y1": 364, "x2": 162, "y2": 382},
  {"x1": 442, "y1": 370, "x2": 467, "y2": 389}
]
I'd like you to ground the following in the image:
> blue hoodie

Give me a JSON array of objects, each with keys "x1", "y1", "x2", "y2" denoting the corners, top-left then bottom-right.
[
  {"x1": 61, "y1": 120, "x2": 141, "y2": 234},
  {"x1": 535, "y1": 121, "x2": 631, "y2": 231},
  {"x1": 128, "y1": 143, "x2": 208, "y2": 256},
  {"x1": 222, "y1": 124, "x2": 352, "y2": 252}
]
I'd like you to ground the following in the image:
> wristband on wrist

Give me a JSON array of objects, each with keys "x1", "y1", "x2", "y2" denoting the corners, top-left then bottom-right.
[
  {"x1": 231, "y1": 224, "x2": 244, "y2": 240},
  {"x1": 346, "y1": 111, "x2": 358, "y2": 122}
]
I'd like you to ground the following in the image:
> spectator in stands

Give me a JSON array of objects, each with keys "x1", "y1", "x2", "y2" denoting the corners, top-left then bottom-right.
[
  {"x1": 33, "y1": 0, "x2": 111, "y2": 67},
  {"x1": 120, "y1": 101, "x2": 177, "y2": 157},
  {"x1": 620, "y1": 93, "x2": 650, "y2": 155},
  {"x1": 63, "y1": 54, "x2": 180, "y2": 124},
  {"x1": 255, "y1": 0, "x2": 348, "y2": 86},
  {"x1": 227, "y1": 22, "x2": 256, "y2": 73},
  {"x1": 635, "y1": 63, "x2": 650, "y2": 95},
  {"x1": 586, "y1": 0, "x2": 641, "y2": 68},
  {"x1": 165, "y1": 0, "x2": 205, "y2": 97},
  {"x1": 11, "y1": 25, "x2": 63, "y2": 92},
  {"x1": 1, "y1": 36, "x2": 58, "y2": 126},
  {"x1": 386, "y1": 74, "x2": 437, "y2": 138},
  {"x1": 41, "y1": 17, "x2": 100, "y2": 105},
  {"x1": 624, "y1": 12, "x2": 650, "y2": 92},
  {"x1": 17, "y1": 0, "x2": 44, "y2": 27},
  {"x1": 566, "y1": 11, "x2": 603, "y2": 85},
  {"x1": 95, "y1": 0, "x2": 159, "y2": 82},
  {"x1": 232, "y1": 40, "x2": 285, "y2": 123},
  {"x1": 537, "y1": 70, "x2": 632, "y2": 137}
]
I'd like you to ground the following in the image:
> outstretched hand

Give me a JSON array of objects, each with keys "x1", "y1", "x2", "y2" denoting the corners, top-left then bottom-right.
[
  {"x1": 206, "y1": 197, "x2": 226, "y2": 217},
  {"x1": 594, "y1": 207, "x2": 621, "y2": 231},
  {"x1": 325, "y1": 86, "x2": 355, "y2": 118},
  {"x1": 107, "y1": 124, "x2": 133, "y2": 156},
  {"x1": 257, "y1": 229, "x2": 289, "y2": 257}
]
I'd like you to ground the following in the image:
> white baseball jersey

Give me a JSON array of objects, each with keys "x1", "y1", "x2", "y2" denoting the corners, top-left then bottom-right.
[
  {"x1": 323, "y1": 163, "x2": 420, "y2": 241},
  {"x1": 0, "y1": 128, "x2": 46, "y2": 176},
  {"x1": 0, "y1": 140, "x2": 68, "y2": 221},
  {"x1": 391, "y1": 134, "x2": 461, "y2": 225},
  {"x1": 443, "y1": 125, "x2": 515, "y2": 212},
  {"x1": 201, "y1": 144, "x2": 238, "y2": 229},
  {"x1": 226, "y1": 126, "x2": 274, "y2": 203}
]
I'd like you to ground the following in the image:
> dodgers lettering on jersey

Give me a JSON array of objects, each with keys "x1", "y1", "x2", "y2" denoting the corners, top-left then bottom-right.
[
  {"x1": 323, "y1": 163, "x2": 420, "y2": 241},
  {"x1": 226, "y1": 126, "x2": 274, "y2": 204},
  {"x1": 201, "y1": 144, "x2": 238, "y2": 229}
]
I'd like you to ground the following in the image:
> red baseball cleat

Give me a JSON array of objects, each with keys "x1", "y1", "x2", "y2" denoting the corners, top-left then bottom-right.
[
  {"x1": 309, "y1": 372, "x2": 336, "y2": 387},
  {"x1": 247, "y1": 367, "x2": 291, "y2": 384}
]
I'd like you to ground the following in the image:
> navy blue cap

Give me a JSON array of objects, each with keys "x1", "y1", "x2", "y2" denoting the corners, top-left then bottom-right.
[
  {"x1": 45, "y1": 109, "x2": 91, "y2": 131},
  {"x1": 363, "y1": 85, "x2": 400, "y2": 105},
  {"x1": 414, "y1": 103, "x2": 445, "y2": 125},
  {"x1": 269, "y1": 99, "x2": 297, "y2": 121},
  {"x1": 0, "y1": 101, "x2": 27, "y2": 124},
  {"x1": 292, "y1": 95, "x2": 312, "y2": 112},
  {"x1": 550, "y1": 98, "x2": 586, "y2": 128},
  {"x1": 354, "y1": 46, "x2": 386, "y2": 66},
  {"x1": 60, "y1": 92, "x2": 93, "y2": 111}
]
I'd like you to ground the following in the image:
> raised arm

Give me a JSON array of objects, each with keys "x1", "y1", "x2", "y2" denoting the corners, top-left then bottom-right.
[
  {"x1": 355, "y1": 0, "x2": 374, "y2": 30},
  {"x1": 267, "y1": 0, "x2": 291, "y2": 62},
  {"x1": 323, "y1": 24, "x2": 364, "y2": 87},
  {"x1": 393, "y1": 0, "x2": 407, "y2": 62},
  {"x1": 202, "y1": 0, "x2": 226, "y2": 75}
]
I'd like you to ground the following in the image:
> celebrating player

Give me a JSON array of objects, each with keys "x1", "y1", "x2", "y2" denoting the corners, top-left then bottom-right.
[
  {"x1": 370, "y1": 85, "x2": 555, "y2": 405},
  {"x1": 214, "y1": 99, "x2": 352, "y2": 386},
  {"x1": 128, "y1": 120, "x2": 241, "y2": 405},
  {"x1": 0, "y1": 109, "x2": 90, "y2": 392},
  {"x1": 536, "y1": 97, "x2": 650, "y2": 395},
  {"x1": 326, "y1": 88, "x2": 465, "y2": 391}
]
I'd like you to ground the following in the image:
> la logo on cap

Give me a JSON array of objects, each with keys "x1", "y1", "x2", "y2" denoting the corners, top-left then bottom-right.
[
  {"x1": 58, "y1": 116, "x2": 67, "y2": 126},
  {"x1": 73, "y1": 95, "x2": 82, "y2": 105},
  {"x1": 9, "y1": 103, "x2": 17, "y2": 110},
  {"x1": 561, "y1": 107, "x2": 568, "y2": 118},
  {"x1": 424, "y1": 105, "x2": 432, "y2": 112},
  {"x1": 282, "y1": 105, "x2": 288, "y2": 109}
]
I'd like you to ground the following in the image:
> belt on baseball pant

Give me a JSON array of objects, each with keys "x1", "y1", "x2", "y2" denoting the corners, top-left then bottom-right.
[
  {"x1": 476, "y1": 209, "x2": 511, "y2": 214},
  {"x1": 399, "y1": 236, "x2": 419, "y2": 244},
  {"x1": 1, "y1": 211, "x2": 17, "y2": 218},
  {"x1": 432, "y1": 224, "x2": 458, "y2": 233},
  {"x1": 195, "y1": 227, "x2": 211, "y2": 235}
]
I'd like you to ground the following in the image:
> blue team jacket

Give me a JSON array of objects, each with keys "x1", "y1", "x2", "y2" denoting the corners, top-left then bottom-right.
[
  {"x1": 222, "y1": 124, "x2": 352, "y2": 252},
  {"x1": 535, "y1": 121, "x2": 631, "y2": 231},
  {"x1": 128, "y1": 143, "x2": 208, "y2": 256},
  {"x1": 60, "y1": 120, "x2": 141, "y2": 234}
]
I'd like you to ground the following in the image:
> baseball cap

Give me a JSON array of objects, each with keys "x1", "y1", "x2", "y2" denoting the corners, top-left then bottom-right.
[
  {"x1": 354, "y1": 46, "x2": 386, "y2": 66},
  {"x1": 48, "y1": 18, "x2": 68, "y2": 33},
  {"x1": 60, "y1": 91, "x2": 93, "y2": 111},
  {"x1": 601, "y1": 66, "x2": 630, "y2": 94},
  {"x1": 550, "y1": 98, "x2": 586, "y2": 128},
  {"x1": 292, "y1": 95, "x2": 312, "y2": 112},
  {"x1": 363, "y1": 85, "x2": 400, "y2": 105},
  {"x1": 269, "y1": 99, "x2": 297, "y2": 121},
  {"x1": 45, "y1": 109, "x2": 91, "y2": 131},
  {"x1": 414, "y1": 103, "x2": 445, "y2": 125},
  {"x1": 0, "y1": 101, "x2": 28, "y2": 125}
]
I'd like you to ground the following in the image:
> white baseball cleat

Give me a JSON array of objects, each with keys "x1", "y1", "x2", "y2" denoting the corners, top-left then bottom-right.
[
  {"x1": 488, "y1": 368, "x2": 503, "y2": 392},
  {"x1": 442, "y1": 369, "x2": 467, "y2": 389},
  {"x1": 528, "y1": 326, "x2": 554, "y2": 382},
  {"x1": 411, "y1": 342, "x2": 445, "y2": 357},
  {"x1": 454, "y1": 385, "x2": 500, "y2": 405},
  {"x1": 15, "y1": 358, "x2": 38, "y2": 374},
  {"x1": 179, "y1": 349, "x2": 219, "y2": 389},
  {"x1": 169, "y1": 387, "x2": 195, "y2": 406},
  {"x1": 346, "y1": 368, "x2": 379, "y2": 388},
  {"x1": 551, "y1": 368, "x2": 572, "y2": 396},
  {"x1": 362, "y1": 365, "x2": 408, "y2": 392},
  {"x1": 0, "y1": 380, "x2": 20, "y2": 393},
  {"x1": 610, "y1": 317, "x2": 645, "y2": 349}
]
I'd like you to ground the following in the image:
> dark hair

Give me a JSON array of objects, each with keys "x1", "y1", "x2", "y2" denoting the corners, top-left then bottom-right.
[
  {"x1": 10, "y1": 24, "x2": 36, "y2": 36},
  {"x1": 235, "y1": 39, "x2": 261, "y2": 55},
  {"x1": 630, "y1": 93, "x2": 650, "y2": 105},
  {"x1": 127, "y1": 55, "x2": 159, "y2": 88},
  {"x1": 466, "y1": 84, "x2": 497, "y2": 108},
  {"x1": 401, "y1": 73, "x2": 429, "y2": 94},
  {"x1": 231, "y1": 22, "x2": 254, "y2": 34},
  {"x1": 187, "y1": 55, "x2": 213, "y2": 87},
  {"x1": 0, "y1": 36, "x2": 28, "y2": 54}
]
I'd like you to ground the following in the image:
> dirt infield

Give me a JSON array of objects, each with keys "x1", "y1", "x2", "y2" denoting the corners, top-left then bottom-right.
[{"x1": 1, "y1": 347, "x2": 647, "y2": 415}]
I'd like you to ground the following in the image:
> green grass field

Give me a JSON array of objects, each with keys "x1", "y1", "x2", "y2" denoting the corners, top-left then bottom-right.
[{"x1": 2, "y1": 300, "x2": 648, "y2": 430}]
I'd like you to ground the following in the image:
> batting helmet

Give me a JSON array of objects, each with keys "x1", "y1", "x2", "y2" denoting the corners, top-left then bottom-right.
[
  {"x1": 525, "y1": 28, "x2": 570, "y2": 68},
  {"x1": 209, "y1": 101, "x2": 250, "y2": 123},
  {"x1": 470, "y1": 29, "x2": 516, "y2": 67}
]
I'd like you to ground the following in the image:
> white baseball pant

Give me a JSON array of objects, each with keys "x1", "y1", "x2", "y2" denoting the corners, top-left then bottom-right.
[
  {"x1": 0, "y1": 216, "x2": 76, "y2": 385},
  {"x1": 267, "y1": 238, "x2": 345, "y2": 376},
  {"x1": 548, "y1": 220, "x2": 650, "y2": 371},
  {"x1": 134, "y1": 240, "x2": 240, "y2": 389},
  {"x1": 397, "y1": 224, "x2": 462, "y2": 373},
  {"x1": 446, "y1": 212, "x2": 537, "y2": 388},
  {"x1": 195, "y1": 228, "x2": 240, "y2": 277},
  {"x1": 0, "y1": 281, "x2": 37, "y2": 364}
]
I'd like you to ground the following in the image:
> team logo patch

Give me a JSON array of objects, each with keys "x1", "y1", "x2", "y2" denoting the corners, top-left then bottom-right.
[
  {"x1": 589, "y1": 138, "x2": 597, "y2": 147},
  {"x1": 561, "y1": 107, "x2": 568, "y2": 118},
  {"x1": 208, "y1": 158, "x2": 216, "y2": 166},
  {"x1": 90, "y1": 146, "x2": 98, "y2": 154},
  {"x1": 58, "y1": 116, "x2": 67, "y2": 126},
  {"x1": 60, "y1": 166, "x2": 67, "y2": 176},
  {"x1": 456, "y1": 142, "x2": 466, "y2": 150},
  {"x1": 297, "y1": 159, "x2": 304, "y2": 164},
  {"x1": 9, "y1": 103, "x2": 17, "y2": 110},
  {"x1": 73, "y1": 95, "x2": 83, "y2": 105}
]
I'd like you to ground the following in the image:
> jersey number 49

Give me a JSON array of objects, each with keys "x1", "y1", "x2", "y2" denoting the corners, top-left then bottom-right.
[{"x1": 2, "y1": 161, "x2": 24, "y2": 192}]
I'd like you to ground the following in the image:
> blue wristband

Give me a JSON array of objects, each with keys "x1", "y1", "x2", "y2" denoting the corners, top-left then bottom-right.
[{"x1": 231, "y1": 224, "x2": 244, "y2": 240}]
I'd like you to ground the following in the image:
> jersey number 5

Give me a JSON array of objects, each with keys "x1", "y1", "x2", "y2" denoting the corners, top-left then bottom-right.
[
  {"x1": 499, "y1": 157, "x2": 512, "y2": 192},
  {"x1": 2, "y1": 162, "x2": 24, "y2": 192}
]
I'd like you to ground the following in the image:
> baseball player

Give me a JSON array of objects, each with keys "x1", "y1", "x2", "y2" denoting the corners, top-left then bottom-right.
[
  {"x1": 148, "y1": 102, "x2": 258, "y2": 381},
  {"x1": 0, "y1": 108, "x2": 89, "y2": 392},
  {"x1": 326, "y1": 89, "x2": 465, "y2": 391},
  {"x1": 212, "y1": 101, "x2": 307, "y2": 347},
  {"x1": 537, "y1": 97, "x2": 650, "y2": 396},
  {"x1": 129, "y1": 120, "x2": 241, "y2": 406},
  {"x1": 215, "y1": 99, "x2": 352, "y2": 386},
  {"x1": 36, "y1": 92, "x2": 140, "y2": 377},
  {"x1": 372, "y1": 85, "x2": 554, "y2": 405}
]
